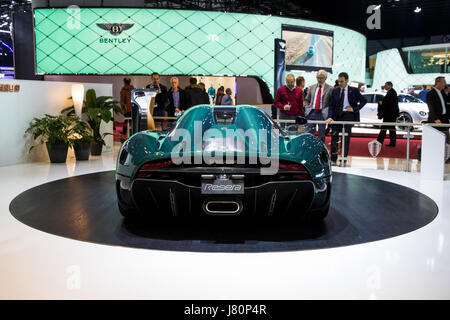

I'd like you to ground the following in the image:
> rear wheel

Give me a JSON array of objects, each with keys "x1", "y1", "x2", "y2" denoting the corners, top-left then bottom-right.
[
  {"x1": 302, "y1": 203, "x2": 330, "y2": 223},
  {"x1": 118, "y1": 201, "x2": 175, "y2": 224},
  {"x1": 311, "y1": 203, "x2": 330, "y2": 221},
  {"x1": 118, "y1": 201, "x2": 141, "y2": 219},
  {"x1": 285, "y1": 203, "x2": 330, "y2": 223}
]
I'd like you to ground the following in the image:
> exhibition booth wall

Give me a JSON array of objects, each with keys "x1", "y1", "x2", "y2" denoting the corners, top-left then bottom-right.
[
  {"x1": 0, "y1": 79, "x2": 113, "y2": 166},
  {"x1": 34, "y1": 8, "x2": 366, "y2": 94},
  {"x1": 44, "y1": 74, "x2": 263, "y2": 110},
  {"x1": 372, "y1": 47, "x2": 450, "y2": 91}
]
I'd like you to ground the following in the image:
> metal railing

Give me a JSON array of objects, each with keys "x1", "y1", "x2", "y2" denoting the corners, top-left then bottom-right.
[
  {"x1": 276, "y1": 119, "x2": 450, "y2": 171},
  {"x1": 119, "y1": 113, "x2": 450, "y2": 172}
]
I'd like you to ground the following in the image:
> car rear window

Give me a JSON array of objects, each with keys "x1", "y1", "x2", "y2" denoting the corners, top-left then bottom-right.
[{"x1": 214, "y1": 108, "x2": 236, "y2": 125}]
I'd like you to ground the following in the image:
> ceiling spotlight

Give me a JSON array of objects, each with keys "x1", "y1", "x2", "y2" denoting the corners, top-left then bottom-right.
[{"x1": 414, "y1": 6, "x2": 422, "y2": 13}]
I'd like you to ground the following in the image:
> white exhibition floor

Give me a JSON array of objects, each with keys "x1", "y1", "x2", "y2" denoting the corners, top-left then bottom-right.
[{"x1": 0, "y1": 148, "x2": 449, "y2": 300}]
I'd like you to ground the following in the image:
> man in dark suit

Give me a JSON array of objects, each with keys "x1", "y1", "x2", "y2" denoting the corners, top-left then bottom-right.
[
  {"x1": 185, "y1": 77, "x2": 210, "y2": 110},
  {"x1": 444, "y1": 85, "x2": 450, "y2": 113},
  {"x1": 426, "y1": 76, "x2": 449, "y2": 142},
  {"x1": 146, "y1": 72, "x2": 169, "y2": 129},
  {"x1": 325, "y1": 72, "x2": 367, "y2": 165},
  {"x1": 377, "y1": 81, "x2": 400, "y2": 147}
]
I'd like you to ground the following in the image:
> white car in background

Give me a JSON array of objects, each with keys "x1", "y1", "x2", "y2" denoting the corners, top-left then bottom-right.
[{"x1": 360, "y1": 92, "x2": 429, "y2": 130}]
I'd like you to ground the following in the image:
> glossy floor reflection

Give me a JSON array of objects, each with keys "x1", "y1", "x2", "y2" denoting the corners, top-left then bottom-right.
[
  {"x1": 337, "y1": 155, "x2": 450, "y2": 174},
  {"x1": 0, "y1": 145, "x2": 450, "y2": 299}
]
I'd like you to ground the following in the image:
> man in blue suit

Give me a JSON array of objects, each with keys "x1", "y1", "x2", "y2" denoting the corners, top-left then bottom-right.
[{"x1": 325, "y1": 72, "x2": 367, "y2": 165}]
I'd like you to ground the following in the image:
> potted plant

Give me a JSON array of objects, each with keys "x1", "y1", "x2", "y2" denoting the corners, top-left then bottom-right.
[
  {"x1": 25, "y1": 114, "x2": 73, "y2": 163},
  {"x1": 69, "y1": 118, "x2": 94, "y2": 161},
  {"x1": 62, "y1": 89, "x2": 122, "y2": 156}
]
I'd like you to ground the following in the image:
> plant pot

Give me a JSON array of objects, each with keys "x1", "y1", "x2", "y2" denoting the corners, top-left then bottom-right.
[
  {"x1": 90, "y1": 142, "x2": 103, "y2": 156},
  {"x1": 73, "y1": 142, "x2": 91, "y2": 161},
  {"x1": 46, "y1": 141, "x2": 69, "y2": 163}
]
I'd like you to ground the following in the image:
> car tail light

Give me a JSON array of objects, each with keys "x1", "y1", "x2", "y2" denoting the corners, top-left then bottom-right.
[
  {"x1": 293, "y1": 173, "x2": 310, "y2": 180},
  {"x1": 279, "y1": 161, "x2": 310, "y2": 180},
  {"x1": 137, "y1": 160, "x2": 173, "y2": 178},
  {"x1": 140, "y1": 160, "x2": 173, "y2": 170},
  {"x1": 279, "y1": 162, "x2": 305, "y2": 171}
]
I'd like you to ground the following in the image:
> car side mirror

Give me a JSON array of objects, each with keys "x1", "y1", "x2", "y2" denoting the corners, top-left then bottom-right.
[{"x1": 295, "y1": 116, "x2": 308, "y2": 125}]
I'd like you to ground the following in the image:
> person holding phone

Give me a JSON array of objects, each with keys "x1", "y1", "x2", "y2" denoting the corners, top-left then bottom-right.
[{"x1": 274, "y1": 74, "x2": 304, "y2": 129}]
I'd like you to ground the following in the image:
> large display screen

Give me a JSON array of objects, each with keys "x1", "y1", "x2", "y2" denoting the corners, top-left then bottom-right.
[{"x1": 282, "y1": 25, "x2": 333, "y2": 72}]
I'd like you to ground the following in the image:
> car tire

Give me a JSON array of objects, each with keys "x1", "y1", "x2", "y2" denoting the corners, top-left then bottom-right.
[
  {"x1": 287, "y1": 203, "x2": 329, "y2": 223},
  {"x1": 118, "y1": 201, "x2": 141, "y2": 219},
  {"x1": 307, "y1": 203, "x2": 330, "y2": 222},
  {"x1": 396, "y1": 112, "x2": 413, "y2": 131}
]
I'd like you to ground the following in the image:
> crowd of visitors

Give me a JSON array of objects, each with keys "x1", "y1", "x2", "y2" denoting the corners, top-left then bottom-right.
[
  {"x1": 120, "y1": 73, "x2": 449, "y2": 166},
  {"x1": 120, "y1": 76, "x2": 235, "y2": 121}
]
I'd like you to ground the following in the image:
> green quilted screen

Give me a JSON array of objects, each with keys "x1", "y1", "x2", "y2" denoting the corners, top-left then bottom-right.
[{"x1": 34, "y1": 8, "x2": 366, "y2": 94}]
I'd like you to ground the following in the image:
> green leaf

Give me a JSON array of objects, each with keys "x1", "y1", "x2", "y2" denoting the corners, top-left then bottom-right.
[
  {"x1": 24, "y1": 113, "x2": 77, "y2": 151},
  {"x1": 61, "y1": 105, "x2": 75, "y2": 115},
  {"x1": 85, "y1": 89, "x2": 97, "y2": 109},
  {"x1": 97, "y1": 96, "x2": 112, "y2": 106},
  {"x1": 87, "y1": 107, "x2": 100, "y2": 120},
  {"x1": 100, "y1": 109, "x2": 112, "y2": 123}
]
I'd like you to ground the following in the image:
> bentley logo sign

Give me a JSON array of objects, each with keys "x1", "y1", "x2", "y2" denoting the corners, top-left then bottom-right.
[
  {"x1": 97, "y1": 23, "x2": 134, "y2": 35},
  {"x1": 368, "y1": 140, "x2": 382, "y2": 157}
]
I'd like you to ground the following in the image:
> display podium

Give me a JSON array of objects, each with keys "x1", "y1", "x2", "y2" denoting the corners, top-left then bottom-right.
[{"x1": 421, "y1": 125, "x2": 447, "y2": 180}]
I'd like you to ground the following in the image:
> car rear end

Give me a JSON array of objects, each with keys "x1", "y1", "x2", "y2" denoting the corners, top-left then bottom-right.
[{"x1": 117, "y1": 158, "x2": 330, "y2": 219}]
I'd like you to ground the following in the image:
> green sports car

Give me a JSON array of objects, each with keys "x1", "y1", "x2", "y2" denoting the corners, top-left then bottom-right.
[{"x1": 116, "y1": 105, "x2": 331, "y2": 220}]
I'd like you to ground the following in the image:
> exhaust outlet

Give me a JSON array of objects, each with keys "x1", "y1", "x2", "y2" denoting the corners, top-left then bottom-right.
[{"x1": 203, "y1": 200, "x2": 243, "y2": 215}]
